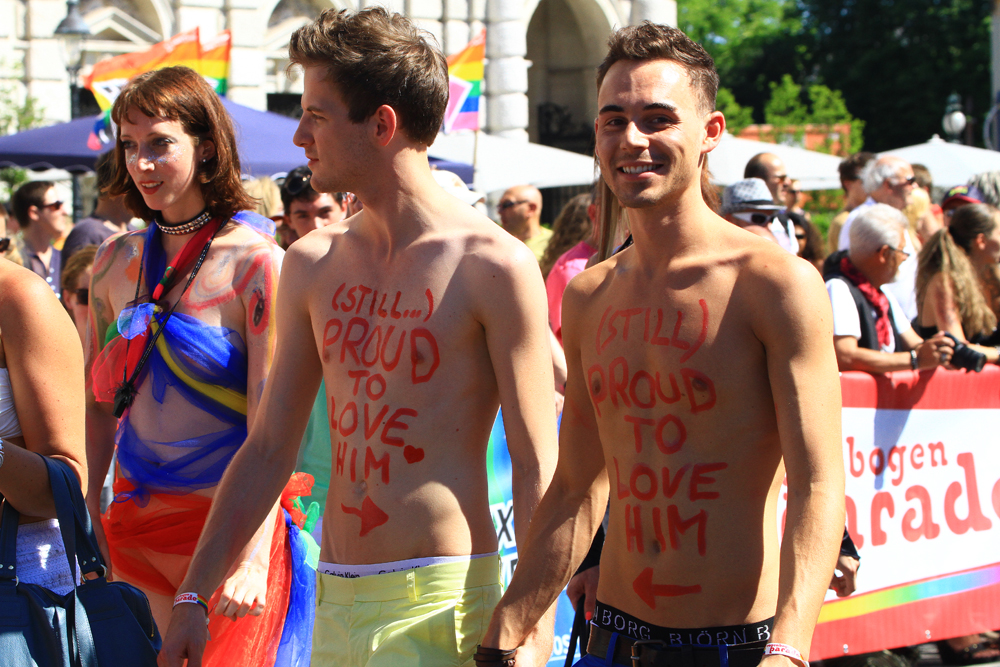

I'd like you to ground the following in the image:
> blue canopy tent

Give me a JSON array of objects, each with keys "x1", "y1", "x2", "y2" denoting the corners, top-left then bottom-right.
[{"x1": 0, "y1": 97, "x2": 473, "y2": 182}]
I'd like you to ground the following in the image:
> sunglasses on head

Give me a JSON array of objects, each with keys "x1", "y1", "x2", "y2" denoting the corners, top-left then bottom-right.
[{"x1": 283, "y1": 171, "x2": 312, "y2": 197}]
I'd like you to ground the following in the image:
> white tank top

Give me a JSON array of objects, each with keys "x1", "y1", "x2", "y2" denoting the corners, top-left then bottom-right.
[{"x1": 0, "y1": 367, "x2": 23, "y2": 440}]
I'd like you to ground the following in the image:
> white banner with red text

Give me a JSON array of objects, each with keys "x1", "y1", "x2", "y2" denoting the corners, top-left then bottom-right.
[{"x1": 790, "y1": 368, "x2": 1000, "y2": 659}]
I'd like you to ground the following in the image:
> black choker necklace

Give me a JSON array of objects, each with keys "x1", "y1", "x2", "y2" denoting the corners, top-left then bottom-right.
[{"x1": 156, "y1": 210, "x2": 212, "y2": 235}]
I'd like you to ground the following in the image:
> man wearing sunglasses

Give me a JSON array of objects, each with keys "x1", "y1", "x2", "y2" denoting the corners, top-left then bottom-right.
[
  {"x1": 824, "y1": 204, "x2": 953, "y2": 373},
  {"x1": 497, "y1": 185, "x2": 552, "y2": 263},
  {"x1": 720, "y1": 178, "x2": 781, "y2": 244},
  {"x1": 10, "y1": 180, "x2": 67, "y2": 297}
]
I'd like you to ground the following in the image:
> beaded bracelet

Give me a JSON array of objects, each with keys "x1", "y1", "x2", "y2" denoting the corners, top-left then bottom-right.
[{"x1": 173, "y1": 592, "x2": 210, "y2": 615}]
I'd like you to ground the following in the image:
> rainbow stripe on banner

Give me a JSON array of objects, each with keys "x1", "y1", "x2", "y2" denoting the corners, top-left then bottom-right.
[
  {"x1": 819, "y1": 562, "x2": 1000, "y2": 623},
  {"x1": 443, "y1": 29, "x2": 484, "y2": 133},
  {"x1": 84, "y1": 29, "x2": 231, "y2": 148}
]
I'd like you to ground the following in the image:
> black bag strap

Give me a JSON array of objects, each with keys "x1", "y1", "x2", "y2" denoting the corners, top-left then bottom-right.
[
  {"x1": 564, "y1": 594, "x2": 589, "y2": 667},
  {"x1": 43, "y1": 456, "x2": 101, "y2": 667},
  {"x1": 44, "y1": 457, "x2": 107, "y2": 579},
  {"x1": 0, "y1": 457, "x2": 101, "y2": 667},
  {"x1": 0, "y1": 494, "x2": 21, "y2": 583}
]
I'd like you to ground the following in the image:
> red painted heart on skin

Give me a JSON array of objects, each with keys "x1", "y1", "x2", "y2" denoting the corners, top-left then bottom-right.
[{"x1": 403, "y1": 445, "x2": 425, "y2": 464}]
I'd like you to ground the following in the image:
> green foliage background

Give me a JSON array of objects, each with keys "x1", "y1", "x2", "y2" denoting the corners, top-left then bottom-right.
[{"x1": 681, "y1": 0, "x2": 993, "y2": 153}]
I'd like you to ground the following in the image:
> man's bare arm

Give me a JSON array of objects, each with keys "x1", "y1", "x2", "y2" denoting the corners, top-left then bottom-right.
[
  {"x1": 833, "y1": 333, "x2": 952, "y2": 373},
  {"x1": 754, "y1": 259, "x2": 845, "y2": 661},
  {"x1": 476, "y1": 244, "x2": 559, "y2": 555},
  {"x1": 473, "y1": 243, "x2": 561, "y2": 664},
  {"x1": 158, "y1": 243, "x2": 324, "y2": 667},
  {"x1": 481, "y1": 275, "x2": 610, "y2": 652}
]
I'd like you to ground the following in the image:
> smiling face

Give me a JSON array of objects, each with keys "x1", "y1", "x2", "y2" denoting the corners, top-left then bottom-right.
[
  {"x1": 119, "y1": 110, "x2": 213, "y2": 223},
  {"x1": 294, "y1": 67, "x2": 371, "y2": 196},
  {"x1": 595, "y1": 59, "x2": 721, "y2": 212}
]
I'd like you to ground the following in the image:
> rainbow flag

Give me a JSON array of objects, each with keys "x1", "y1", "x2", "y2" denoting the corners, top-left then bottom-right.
[
  {"x1": 443, "y1": 29, "x2": 484, "y2": 133},
  {"x1": 84, "y1": 28, "x2": 231, "y2": 148},
  {"x1": 197, "y1": 30, "x2": 231, "y2": 95}
]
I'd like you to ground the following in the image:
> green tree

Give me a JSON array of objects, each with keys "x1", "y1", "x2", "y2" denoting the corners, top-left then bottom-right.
[
  {"x1": 716, "y1": 87, "x2": 754, "y2": 135},
  {"x1": 796, "y1": 0, "x2": 992, "y2": 152},
  {"x1": 677, "y1": 0, "x2": 795, "y2": 80},
  {"x1": 758, "y1": 75, "x2": 864, "y2": 155}
]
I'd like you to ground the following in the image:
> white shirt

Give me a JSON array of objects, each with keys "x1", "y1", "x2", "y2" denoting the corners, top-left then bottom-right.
[
  {"x1": 826, "y1": 277, "x2": 913, "y2": 353},
  {"x1": 769, "y1": 214, "x2": 798, "y2": 254}
]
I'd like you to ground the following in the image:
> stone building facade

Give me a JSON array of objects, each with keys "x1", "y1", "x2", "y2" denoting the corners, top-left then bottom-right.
[{"x1": 0, "y1": 0, "x2": 675, "y2": 150}]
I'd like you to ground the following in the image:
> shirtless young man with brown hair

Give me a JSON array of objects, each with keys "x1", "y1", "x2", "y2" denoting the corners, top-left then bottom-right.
[
  {"x1": 479, "y1": 23, "x2": 845, "y2": 667},
  {"x1": 159, "y1": 8, "x2": 557, "y2": 667}
]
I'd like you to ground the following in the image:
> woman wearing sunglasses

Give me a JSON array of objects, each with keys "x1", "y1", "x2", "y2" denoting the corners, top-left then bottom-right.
[
  {"x1": 84, "y1": 66, "x2": 312, "y2": 666},
  {"x1": 0, "y1": 226, "x2": 87, "y2": 595}
]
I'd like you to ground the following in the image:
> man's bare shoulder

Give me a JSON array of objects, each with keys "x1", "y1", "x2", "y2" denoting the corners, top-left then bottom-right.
[{"x1": 563, "y1": 251, "x2": 620, "y2": 306}]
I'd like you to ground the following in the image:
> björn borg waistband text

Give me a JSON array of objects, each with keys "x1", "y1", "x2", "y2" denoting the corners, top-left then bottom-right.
[{"x1": 593, "y1": 600, "x2": 774, "y2": 645}]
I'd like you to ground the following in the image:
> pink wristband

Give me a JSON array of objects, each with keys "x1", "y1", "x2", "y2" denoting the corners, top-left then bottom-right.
[
  {"x1": 173, "y1": 592, "x2": 210, "y2": 615},
  {"x1": 764, "y1": 643, "x2": 809, "y2": 667}
]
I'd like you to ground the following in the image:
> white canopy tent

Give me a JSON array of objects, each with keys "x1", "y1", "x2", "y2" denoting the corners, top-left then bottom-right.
[
  {"x1": 707, "y1": 132, "x2": 843, "y2": 191},
  {"x1": 881, "y1": 135, "x2": 1000, "y2": 189},
  {"x1": 428, "y1": 131, "x2": 597, "y2": 194}
]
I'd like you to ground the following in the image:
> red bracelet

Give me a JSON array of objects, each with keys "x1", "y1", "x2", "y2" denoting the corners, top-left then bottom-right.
[
  {"x1": 764, "y1": 643, "x2": 809, "y2": 667},
  {"x1": 173, "y1": 592, "x2": 210, "y2": 615}
]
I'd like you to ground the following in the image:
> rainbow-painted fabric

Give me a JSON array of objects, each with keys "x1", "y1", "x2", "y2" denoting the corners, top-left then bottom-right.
[
  {"x1": 84, "y1": 29, "x2": 231, "y2": 149},
  {"x1": 443, "y1": 29, "x2": 485, "y2": 133}
]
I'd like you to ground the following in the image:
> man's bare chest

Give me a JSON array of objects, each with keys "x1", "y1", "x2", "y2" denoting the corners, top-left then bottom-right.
[{"x1": 315, "y1": 279, "x2": 448, "y2": 383}]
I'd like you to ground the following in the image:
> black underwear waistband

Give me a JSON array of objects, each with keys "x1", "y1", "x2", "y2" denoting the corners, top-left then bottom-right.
[{"x1": 593, "y1": 600, "x2": 774, "y2": 646}]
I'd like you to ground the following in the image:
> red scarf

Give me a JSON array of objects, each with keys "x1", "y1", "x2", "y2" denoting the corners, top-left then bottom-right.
[{"x1": 840, "y1": 255, "x2": 891, "y2": 348}]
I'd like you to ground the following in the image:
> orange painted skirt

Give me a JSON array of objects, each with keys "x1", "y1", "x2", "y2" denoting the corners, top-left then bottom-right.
[{"x1": 104, "y1": 473, "x2": 312, "y2": 667}]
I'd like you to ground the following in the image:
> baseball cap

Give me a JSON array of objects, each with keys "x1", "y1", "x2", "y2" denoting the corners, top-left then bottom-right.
[{"x1": 942, "y1": 184, "x2": 986, "y2": 209}]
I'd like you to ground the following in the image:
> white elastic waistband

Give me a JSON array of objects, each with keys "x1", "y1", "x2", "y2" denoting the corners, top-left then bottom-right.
[{"x1": 318, "y1": 551, "x2": 498, "y2": 578}]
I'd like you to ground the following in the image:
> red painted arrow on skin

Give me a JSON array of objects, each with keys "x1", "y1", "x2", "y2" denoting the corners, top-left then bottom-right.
[
  {"x1": 341, "y1": 496, "x2": 389, "y2": 537},
  {"x1": 632, "y1": 567, "x2": 702, "y2": 609}
]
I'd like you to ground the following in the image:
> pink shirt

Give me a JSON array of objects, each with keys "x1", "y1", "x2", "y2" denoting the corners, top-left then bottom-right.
[{"x1": 545, "y1": 240, "x2": 597, "y2": 343}]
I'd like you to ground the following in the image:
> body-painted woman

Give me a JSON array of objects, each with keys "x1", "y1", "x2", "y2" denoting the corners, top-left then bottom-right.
[{"x1": 84, "y1": 66, "x2": 312, "y2": 666}]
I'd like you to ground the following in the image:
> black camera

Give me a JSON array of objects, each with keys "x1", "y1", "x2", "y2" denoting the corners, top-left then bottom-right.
[{"x1": 943, "y1": 333, "x2": 986, "y2": 372}]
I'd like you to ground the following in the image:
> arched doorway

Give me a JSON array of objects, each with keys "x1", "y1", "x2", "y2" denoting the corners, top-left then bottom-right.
[{"x1": 526, "y1": 0, "x2": 615, "y2": 155}]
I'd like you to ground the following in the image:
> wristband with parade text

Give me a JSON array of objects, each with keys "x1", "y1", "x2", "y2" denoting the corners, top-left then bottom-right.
[
  {"x1": 173, "y1": 592, "x2": 210, "y2": 615},
  {"x1": 764, "y1": 642, "x2": 809, "y2": 667}
]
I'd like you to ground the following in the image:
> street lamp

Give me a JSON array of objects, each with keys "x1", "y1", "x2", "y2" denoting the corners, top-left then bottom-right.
[
  {"x1": 942, "y1": 92, "x2": 967, "y2": 144},
  {"x1": 54, "y1": 0, "x2": 91, "y2": 222}
]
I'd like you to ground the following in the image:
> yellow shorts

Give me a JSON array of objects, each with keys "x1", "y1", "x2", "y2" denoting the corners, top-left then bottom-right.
[{"x1": 312, "y1": 555, "x2": 502, "y2": 666}]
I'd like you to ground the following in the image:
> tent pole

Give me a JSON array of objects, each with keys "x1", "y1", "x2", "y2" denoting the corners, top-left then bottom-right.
[{"x1": 473, "y1": 129, "x2": 480, "y2": 188}]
